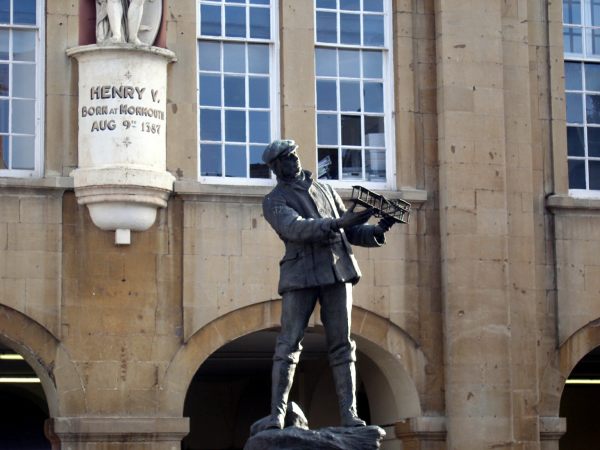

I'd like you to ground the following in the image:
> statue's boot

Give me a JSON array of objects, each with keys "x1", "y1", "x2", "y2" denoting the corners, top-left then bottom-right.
[
  {"x1": 332, "y1": 362, "x2": 367, "y2": 427},
  {"x1": 263, "y1": 360, "x2": 296, "y2": 430}
]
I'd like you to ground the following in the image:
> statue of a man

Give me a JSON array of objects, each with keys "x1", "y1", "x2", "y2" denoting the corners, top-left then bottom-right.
[
  {"x1": 254, "y1": 139, "x2": 395, "y2": 432},
  {"x1": 96, "y1": 0, "x2": 146, "y2": 45}
]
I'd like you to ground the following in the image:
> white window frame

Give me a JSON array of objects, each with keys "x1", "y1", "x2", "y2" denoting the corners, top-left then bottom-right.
[
  {"x1": 314, "y1": 0, "x2": 396, "y2": 191},
  {"x1": 0, "y1": 0, "x2": 44, "y2": 179},
  {"x1": 563, "y1": 0, "x2": 600, "y2": 196},
  {"x1": 196, "y1": 0, "x2": 279, "y2": 186}
]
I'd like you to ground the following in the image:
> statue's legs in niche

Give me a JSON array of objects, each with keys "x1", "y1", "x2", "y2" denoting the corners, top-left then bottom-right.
[
  {"x1": 106, "y1": 0, "x2": 125, "y2": 42},
  {"x1": 127, "y1": 0, "x2": 146, "y2": 45}
]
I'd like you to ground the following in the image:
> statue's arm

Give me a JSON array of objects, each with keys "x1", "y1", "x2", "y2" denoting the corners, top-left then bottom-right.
[{"x1": 263, "y1": 194, "x2": 337, "y2": 243}]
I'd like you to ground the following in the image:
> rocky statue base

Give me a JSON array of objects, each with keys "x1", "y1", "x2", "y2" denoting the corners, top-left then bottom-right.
[{"x1": 244, "y1": 402, "x2": 386, "y2": 450}]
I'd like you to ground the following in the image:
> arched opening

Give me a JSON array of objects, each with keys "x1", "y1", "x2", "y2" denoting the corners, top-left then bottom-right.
[
  {"x1": 0, "y1": 342, "x2": 51, "y2": 450},
  {"x1": 181, "y1": 327, "x2": 405, "y2": 450},
  {"x1": 559, "y1": 345, "x2": 600, "y2": 449}
]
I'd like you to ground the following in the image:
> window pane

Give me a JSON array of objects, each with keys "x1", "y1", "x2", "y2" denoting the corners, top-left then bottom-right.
[
  {"x1": 199, "y1": 41, "x2": 221, "y2": 71},
  {"x1": 248, "y1": 44, "x2": 269, "y2": 74},
  {"x1": 564, "y1": 27, "x2": 582, "y2": 54},
  {"x1": 200, "y1": 74, "x2": 221, "y2": 106},
  {"x1": 365, "y1": 116, "x2": 384, "y2": 145},
  {"x1": 225, "y1": 145, "x2": 247, "y2": 177},
  {"x1": 341, "y1": 115, "x2": 361, "y2": 145},
  {"x1": 201, "y1": 144, "x2": 222, "y2": 176},
  {"x1": 340, "y1": 0, "x2": 360, "y2": 11},
  {"x1": 225, "y1": 6, "x2": 246, "y2": 38},
  {"x1": 339, "y1": 50, "x2": 360, "y2": 77},
  {"x1": 589, "y1": 160, "x2": 600, "y2": 189},
  {"x1": 318, "y1": 148, "x2": 339, "y2": 179},
  {"x1": 13, "y1": 30, "x2": 35, "y2": 62},
  {"x1": 225, "y1": 110, "x2": 246, "y2": 142},
  {"x1": 590, "y1": 28, "x2": 600, "y2": 56},
  {"x1": 224, "y1": 76, "x2": 245, "y2": 107},
  {"x1": 224, "y1": 43, "x2": 245, "y2": 73},
  {"x1": 0, "y1": 29, "x2": 8, "y2": 60},
  {"x1": 567, "y1": 93, "x2": 583, "y2": 123},
  {"x1": 585, "y1": 63, "x2": 600, "y2": 91},
  {"x1": 340, "y1": 81, "x2": 360, "y2": 112},
  {"x1": 0, "y1": 135, "x2": 6, "y2": 169},
  {"x1": 364, "y1": 15, "x2": 384, "y2": 46},
  {"x1": 340, "y1": 13, "x2": 360, "y2": 45},
  {"x1": 250, "y1": 0, "x2": 270, "y2": 4},
  {"x1": 317, "y1": 114, "x2": 338, "y2": 145},
  {"x1": 200, "y1": 109, "x2": 221, "y2": 141},
  {"x1": 249, "y1": 77, "x2": 269, "y2": 108},
  {"x1": 565, "y1": 62, "x2": 582, "y2": 91},
  {"x1": 363, "y1": 51, "x2": 382, "y2": 78},
  {"x1": 316, "y1": 48, "x2": 337, "y2": 76},
  {"x1": 568, "y1": 159, "x2": 586, "y2": 189},
  {"x1": 317, "y1": 0, "x2": 336, "y2": 9},
  {"x1": 588, "y1": 127, "x2": 600, "y2": 156},
  {"x1": 316, "y1": 11, "x2": 337, "y2": 43},
  {"x1": 250, "y1": 7, "x2": 270, "y2": 39},
  {"x1": 11, "y1": 136, "x2": 34, "y2": 170},
  {"x1": 13, "y1": 64, "x2": 35, "y2": 98},
  {"x1": 201, "y1": 4, "x2": 222, "y2": 36},
  {"x1": 592, "y1": 0, "x2": 600, "y2": 26},
  {"x1": 586, "y1": 94, "x2": 600, "y2": 123},
  {"x1": 249, "y1": 111, "x2": 269, "y2": 143},
  {"x1": 0, "y1": 63, "x2": 8, "y2": 96},
  {"x1": 12, "y1": 99, "x2": 34, "y2": 134},
  {"x1": 0, "y1": 99, "x2": 7, "y2": 133},
  {"x1": 317, "y1": 79, "x2": 337, "y2": 111},
  {"x1": 366, "y1": 149, "x2": 385, "y2": 181},
  {"x1": 567, "y1": 126, "x2": 585, "y2": 156},
  {"x1": 250, "y1": 145, "x2": 270, "y2": 178},
  {"x1": 364, "y1": 82, "x2": 384, "y2": 113},
  {"x1": 0, "y1": 0, "x2": 8, "y2": 24},
  {"x1": 364, "y1": 0, "x2": 384, "y2": 12},
  {"x1": 342, "y1": 148, "x2": 362, "y2": 179},
  {"x1": 226, "y1": 0, "x2": 245, "y2": 3},
  {"x1": 14, "y1": 0, "x2": 36, "y2": 25},
  {"x1": 563, "y1": 0, "x2": 582, "y2": 24}
]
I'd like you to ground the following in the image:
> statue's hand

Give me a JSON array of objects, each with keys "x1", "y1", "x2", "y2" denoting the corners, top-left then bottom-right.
[
  {"x1": 333, "y1": 203, "x2": 374, "y2": 231},
  {"x1": 375, "y1": 215, "x2": 396, "y2": 233}
]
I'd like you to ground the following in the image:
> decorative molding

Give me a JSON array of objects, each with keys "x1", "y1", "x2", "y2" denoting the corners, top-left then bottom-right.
[
  {"x1": 395, "y1": 416, "x2": 447, "y2": 442},
  {"x1": 48, "y1": 417, "x2": 190, "y2": 443}
]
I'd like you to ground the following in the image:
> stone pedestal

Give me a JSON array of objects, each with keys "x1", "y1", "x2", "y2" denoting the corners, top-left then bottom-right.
[
  {"x1": 45, "y1": 417, "x2": 189, "y2": 450},
  {"x1": 67, "y1": 44, "x2": 176, "y2": 244}
]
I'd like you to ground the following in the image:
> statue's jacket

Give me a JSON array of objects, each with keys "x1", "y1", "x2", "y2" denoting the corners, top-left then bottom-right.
[{"x1": 263, "y1": 171, "x2": 384, "y2": 294}]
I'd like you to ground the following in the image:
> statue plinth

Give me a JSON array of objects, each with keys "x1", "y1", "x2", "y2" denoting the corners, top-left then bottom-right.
[{"x1": 67, "y1": 44, "x2": 176, "y2": 244}]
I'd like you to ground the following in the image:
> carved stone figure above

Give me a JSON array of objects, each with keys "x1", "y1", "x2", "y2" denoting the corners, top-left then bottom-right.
[{"x1": 96, "y1": 0, "x2": 162, "y2": 46}]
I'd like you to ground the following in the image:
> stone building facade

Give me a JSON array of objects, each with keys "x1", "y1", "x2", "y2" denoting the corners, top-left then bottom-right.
[{"x1": 0, "y1": 0, "x2": 597, "y2": 449}]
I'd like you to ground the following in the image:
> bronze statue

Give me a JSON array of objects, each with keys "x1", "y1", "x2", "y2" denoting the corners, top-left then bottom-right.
[{"x1": 254, "y1": 139, "x2": 397, "y2": 433}]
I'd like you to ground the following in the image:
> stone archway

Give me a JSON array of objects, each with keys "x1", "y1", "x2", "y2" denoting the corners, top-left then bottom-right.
[
  {"x1": 538, "y1": 321, "x2": 600, "y2": 446},
  {"x1": 161, "y1": 300, "x2": 425, "y2": 422},
  {"x1": 0, "y1": 305, "x2": 85, "y2": 417}
]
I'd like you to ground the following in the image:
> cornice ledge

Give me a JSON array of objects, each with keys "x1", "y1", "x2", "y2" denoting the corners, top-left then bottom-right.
[{"x1": 546, "y1": 194, "x2": 600, "y2": 212}]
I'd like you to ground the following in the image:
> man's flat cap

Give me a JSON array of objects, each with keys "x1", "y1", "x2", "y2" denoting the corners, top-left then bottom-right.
[{"x1": 262, "y1": 139, "x2": 298, "y2": 164}]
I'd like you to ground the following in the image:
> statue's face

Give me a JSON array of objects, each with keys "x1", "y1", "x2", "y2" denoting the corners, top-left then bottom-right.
[{"x1": 273, "y1": 149, "x2": 302, "y2": 181}]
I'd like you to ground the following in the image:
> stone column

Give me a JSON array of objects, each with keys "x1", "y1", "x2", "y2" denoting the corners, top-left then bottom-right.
[
  {"x1": 435, "y1": 0, "x2": 541, "y2": 447},
  {"x1": 46, "y1": 417, "x2": 189, "y2": 450}
]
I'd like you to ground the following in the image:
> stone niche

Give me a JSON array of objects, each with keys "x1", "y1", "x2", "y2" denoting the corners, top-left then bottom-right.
[{"x1": 67, "y1": 44, "x2": 176, "y2": 244}]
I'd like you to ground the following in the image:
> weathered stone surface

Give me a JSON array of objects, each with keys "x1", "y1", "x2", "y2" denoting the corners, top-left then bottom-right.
[{"x1": 244, "y1": 425, "x2": 385, "y2": 450}]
